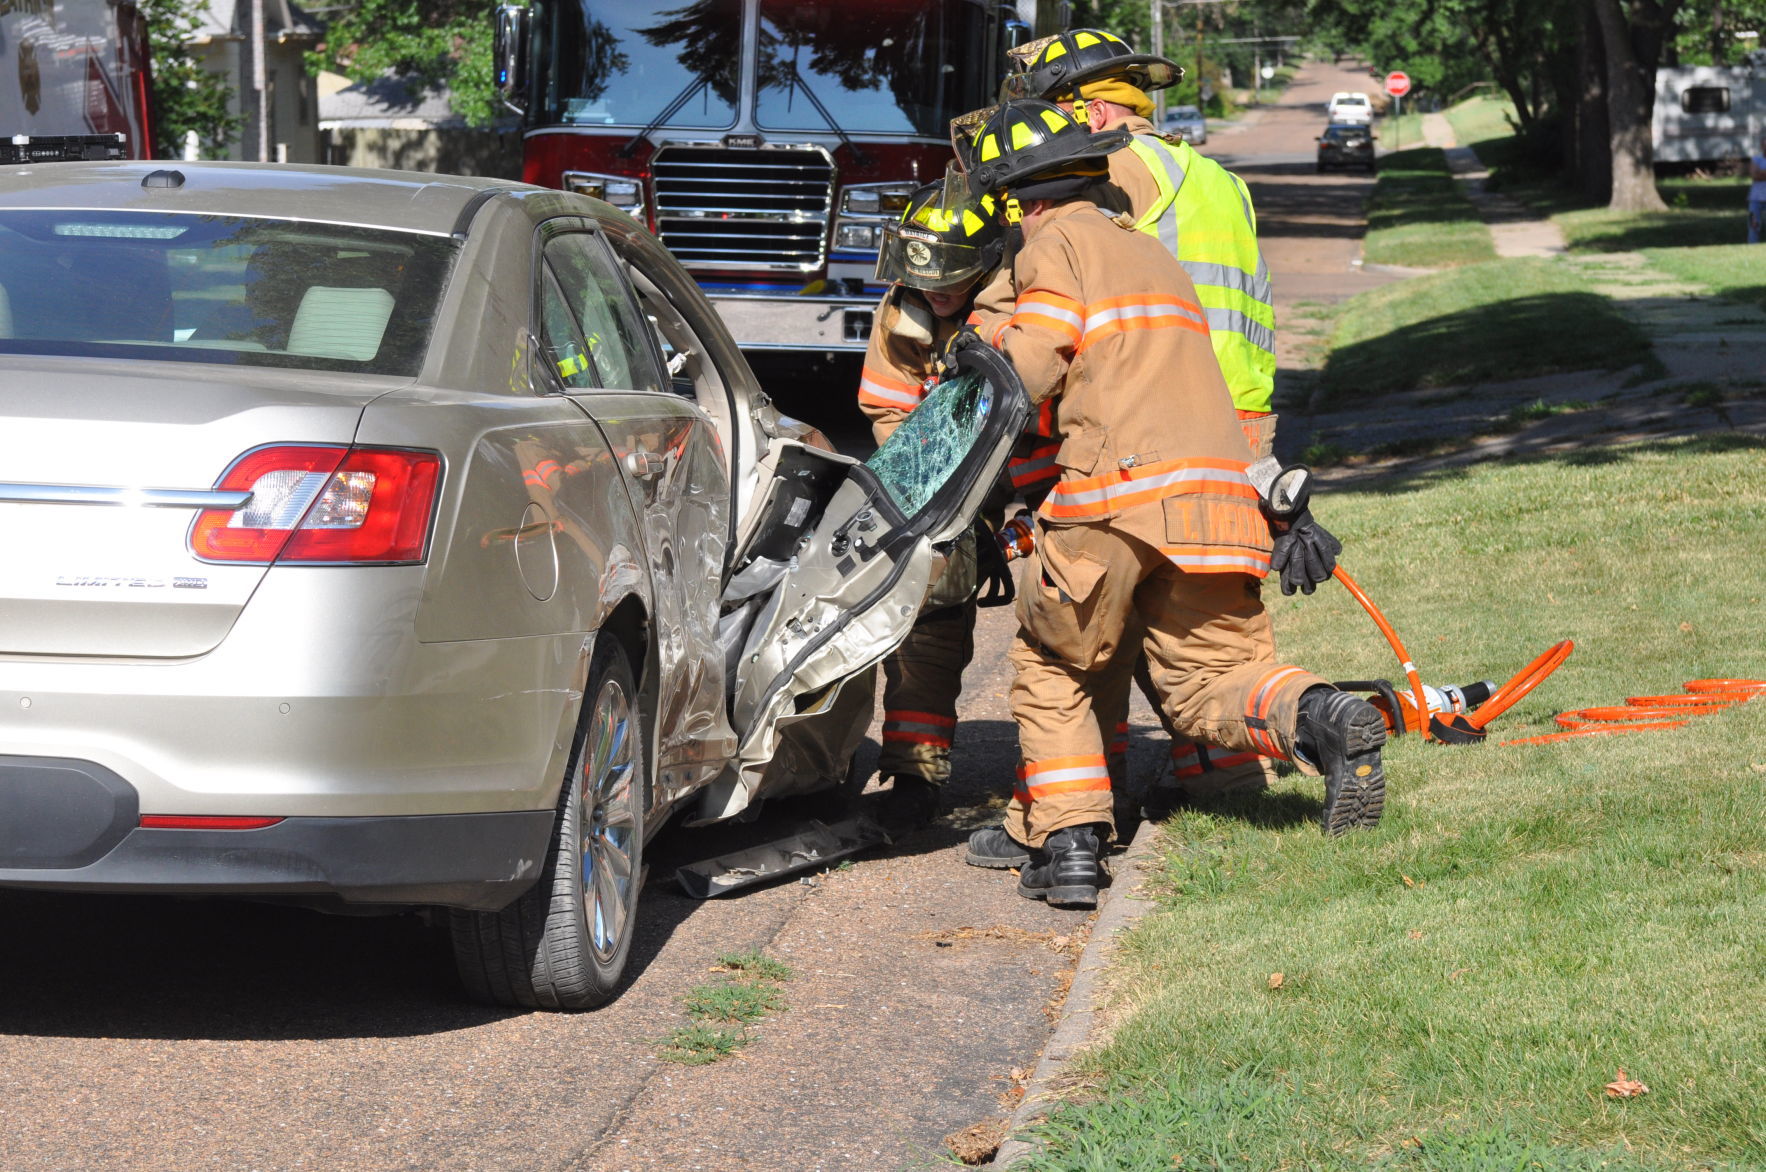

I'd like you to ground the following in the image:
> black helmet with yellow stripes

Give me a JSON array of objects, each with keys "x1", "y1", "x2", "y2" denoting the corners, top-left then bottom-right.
[
  {"x1": 875, "y1": 174, "x2": 1004, "y2": 292},
  {"x1": 1000, "y1": 29, "x2": 1184, "y2": 104},
  {"x1": 964, "y1": 99, "x2": 1130, "y2": 204}
]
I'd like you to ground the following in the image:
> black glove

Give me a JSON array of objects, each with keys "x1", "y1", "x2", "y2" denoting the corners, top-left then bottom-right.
[
  {"x1": 936, "y1": 325, "x2": 985, "y2": 377},
  {"x1": 1269, "y1": 510, "x2": 1342, "y2": 596},
  {"x1": 972, "y1": 516, "x2": 1016, "y2": 607}
]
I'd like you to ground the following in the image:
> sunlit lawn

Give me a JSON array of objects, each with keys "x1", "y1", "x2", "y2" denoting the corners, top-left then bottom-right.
[
  {"x1": 1017, "y1": 437, "x2": 1766, "y2": 1171},
  {"x1": 1318, "y1": 257, "x2": 1651, "y2": 402}
]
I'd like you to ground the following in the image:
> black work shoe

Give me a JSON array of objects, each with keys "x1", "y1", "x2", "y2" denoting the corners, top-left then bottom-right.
[
  {"x1": 877, "y1": 775, "x2": 941, "y2": 830},
  {"x1": 1296, "y1": 687, "x2": 1388, "y2": 835},
  {"x1": 965, "y1": 824, "x2": 1031, "y2": 869},
  {"x1": 1017, "y1": 825, "x2": 1102, "y2": 907}
]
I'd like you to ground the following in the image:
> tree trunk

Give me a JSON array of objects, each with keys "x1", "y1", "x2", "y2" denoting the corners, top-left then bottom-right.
[
  {"x1": 1578, "y1": 0, "x2": 1613, "y2": 201},
  {"x1": 1592, "y1": 0, "x2": 1666, "y2": 211}
]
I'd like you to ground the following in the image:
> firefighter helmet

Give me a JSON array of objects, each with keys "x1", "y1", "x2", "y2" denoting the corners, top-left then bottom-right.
[
  {"x1": 963, "y1": 99, "x2": 1130, "y2": 202},
  {"x1": 875, "y1": 171, "x2": 1004, "y2": 292},
  {"x1": 999, "y1": 29, "x2": 1183, "y2": 104}
]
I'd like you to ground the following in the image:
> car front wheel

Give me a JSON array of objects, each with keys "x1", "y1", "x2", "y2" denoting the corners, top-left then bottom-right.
[{"x1": 450, "y1": 636, "x2": 645, "y2": 1010}]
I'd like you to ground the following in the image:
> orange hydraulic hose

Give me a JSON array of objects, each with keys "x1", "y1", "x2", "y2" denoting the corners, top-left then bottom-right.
[
  {"x1": 1332, "y1": 566, "x2": 1431, "y2": 740},
  {"x1": 1464, "y1": 639, "x2": 1575, "y2": 731},
  {"x1": 1502, "y1": 722, "x2": 1690, "y2": 746},
  {"x1": 1500, "y1": 678, "x2": 1765, "y2": 744}
]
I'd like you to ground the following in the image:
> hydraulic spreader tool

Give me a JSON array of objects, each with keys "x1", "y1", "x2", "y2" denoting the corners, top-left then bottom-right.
[{"x1": 1245, "y1": 461, "x2": 1763, "y2": 746}]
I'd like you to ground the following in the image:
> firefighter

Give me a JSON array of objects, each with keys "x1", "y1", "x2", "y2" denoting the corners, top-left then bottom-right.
[
  {"x1": 1002, "y1": 28, "x2": 1285, "y2": 804},
  {"x1": 859, "y1": 175, "x2": 1009, "y2": 828},
  {"x1": 956, "y1": 100, "x2": 1384, "y2": 906}
]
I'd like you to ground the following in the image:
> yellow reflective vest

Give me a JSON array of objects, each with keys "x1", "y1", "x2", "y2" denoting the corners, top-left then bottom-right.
[{"x1": 1121, "y1": 134, "x2": 1276, "y2": 414}]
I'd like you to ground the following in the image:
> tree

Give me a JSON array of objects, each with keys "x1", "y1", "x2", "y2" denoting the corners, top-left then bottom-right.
[
  {"x1": 1592, "y1": 0, "x2": 1685, "y2": 210},
  {"x1": 308, "y1": 0, "x2": 506, "y2": 128},
  {"x1": 139, "y1": 0, "x2": 239, "y2": 158}
]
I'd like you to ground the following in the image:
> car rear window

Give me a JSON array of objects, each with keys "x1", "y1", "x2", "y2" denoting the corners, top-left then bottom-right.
[{"x1": 0, "y1": 211, "x2": 458, "y2": 375}]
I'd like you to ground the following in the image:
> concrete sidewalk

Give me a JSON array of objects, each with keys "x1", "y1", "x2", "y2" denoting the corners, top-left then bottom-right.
[{"x1": 1423, "y1": 111, "x2": 1566, "y2": 259}]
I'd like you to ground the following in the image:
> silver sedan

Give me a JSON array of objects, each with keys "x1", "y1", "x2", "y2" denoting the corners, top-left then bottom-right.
[{"x1": 0, "y1": 161, "x2": 1025, "y2": 1008}]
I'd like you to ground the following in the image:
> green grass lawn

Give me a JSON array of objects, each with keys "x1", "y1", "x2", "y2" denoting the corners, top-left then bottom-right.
[
  {"x1": 1443, "y1": 93, "x2": 1517, "y2": 150},
  {"x1": 1318, "y1": 257, "x2": 1652, "y2": 402},
  {"x1": 1554, "y1": 174, "x2": 1752, "y2": 252},
  {"x1": 1437, "y1": 95, "x2": 1752, "y2": 253},
  {"x1": 1018, "y1": 436, "x2": 1766, "y2": 1171},
  {"x1": 1644, "y1": 244, "x2": 1766, "y2": 311},
  {"x1": 1362, "y1": 147, "x2": 1496, "y2": 270}
]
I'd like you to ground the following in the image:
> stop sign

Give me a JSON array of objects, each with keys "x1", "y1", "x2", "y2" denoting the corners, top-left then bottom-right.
[{"x1": 1385, "y1": 71, "x2": 1412, "y2": 98}]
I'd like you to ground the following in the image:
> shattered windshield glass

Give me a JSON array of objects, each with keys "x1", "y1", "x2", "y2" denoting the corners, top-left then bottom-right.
[{"x1": 864, "y1": 369, "x2": 991, "y2": 517}]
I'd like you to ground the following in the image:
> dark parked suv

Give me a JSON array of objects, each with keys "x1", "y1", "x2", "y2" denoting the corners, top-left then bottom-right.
[{"x1": 1317, "y1": 122, "x2": 1376, "y2": 173}]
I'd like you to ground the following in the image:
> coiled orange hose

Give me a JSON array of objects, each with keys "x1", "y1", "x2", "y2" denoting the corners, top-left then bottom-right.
[{"x1": 1499, "y1": 679, "x2": 1765, "y2": 745}]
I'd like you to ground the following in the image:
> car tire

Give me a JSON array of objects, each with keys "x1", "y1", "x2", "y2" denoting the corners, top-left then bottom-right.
[
  {"x1": 450, "y1": 636, "x2": 645, "y2": 1010},
  {"x1": 1316, "y1": 162, "x2": 1326, "y2": 173}
]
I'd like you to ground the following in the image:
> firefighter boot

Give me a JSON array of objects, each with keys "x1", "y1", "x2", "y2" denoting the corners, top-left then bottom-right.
[
  {"x1": 878, "y1": 775, "x2": 941, "y2": 831},
  {"x1": 1295, "y1": 687, "x2": 1388, "y2": 835},
  {"x1": 1017, "y1": 824, "x2": 1103, "y2": 907},
  {"x1": 965, "y1": 824, "x2": 1031, "y2": 869}
]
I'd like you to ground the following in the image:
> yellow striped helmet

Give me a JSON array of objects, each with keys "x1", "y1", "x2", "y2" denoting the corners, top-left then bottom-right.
[
  {"x1": 964, "y1": 99, "x2": 1130, "y2": 200},
  {"x1": 875, "y1": 177, "x2": 1004, "y2": 291},
  {"x1": 1000, "y1": 28, "x2": 1183, "y2": 103}
]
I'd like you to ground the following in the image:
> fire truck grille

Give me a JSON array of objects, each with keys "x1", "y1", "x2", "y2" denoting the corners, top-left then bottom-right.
[{"x1": 652, "y1": 147, "x2": 834, "y2": 272}]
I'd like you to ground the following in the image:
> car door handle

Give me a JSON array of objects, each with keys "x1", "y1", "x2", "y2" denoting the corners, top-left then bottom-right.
[{"x1": 624, "y1": 450, "x2": 667, "y2": 481}]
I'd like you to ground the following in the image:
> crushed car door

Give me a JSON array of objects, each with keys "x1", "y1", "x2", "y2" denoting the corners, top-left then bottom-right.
[{"x1": 697, "y1": 342, "x2": 1029, "y2": 824}]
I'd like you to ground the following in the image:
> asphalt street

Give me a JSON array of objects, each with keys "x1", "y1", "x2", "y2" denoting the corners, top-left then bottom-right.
[{"x1": 0, "y1": 59, "x2": 1390, "y2": 1172}]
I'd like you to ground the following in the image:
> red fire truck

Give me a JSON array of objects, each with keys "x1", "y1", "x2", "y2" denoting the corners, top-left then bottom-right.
[
  {"x1": 0, "y1": 0, "x2": 156, "y2": 164},
  {"x1": 495, "y1": 0, "x2": 1036, "y2": 352}
]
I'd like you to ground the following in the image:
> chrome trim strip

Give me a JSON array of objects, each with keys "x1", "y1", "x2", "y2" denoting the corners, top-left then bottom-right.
[{"x1": 0, "y1": 483, "x2": 252, "y2": 509}]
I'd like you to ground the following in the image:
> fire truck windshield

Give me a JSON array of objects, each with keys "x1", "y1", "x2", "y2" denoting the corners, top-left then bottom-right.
[
  {"x1": 538, "y1": 0, "x2": 992, "y2": 138},
  {"x1": 542, "y1": 0, "x2": 742, "y2": 129},
  {"x1": 755, "y1": 0, "x2": 992, "y2": 136}
]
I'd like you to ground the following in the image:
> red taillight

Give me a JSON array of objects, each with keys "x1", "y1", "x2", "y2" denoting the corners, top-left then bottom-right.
[
  {"x1": 140, "y1": 815, "x2": 286, "y2": 830},
  {"x1": 190, "y1": 444, "x2": 441, "y2": 565}
]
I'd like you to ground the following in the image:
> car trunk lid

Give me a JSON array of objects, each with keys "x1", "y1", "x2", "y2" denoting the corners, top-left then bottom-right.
[{"x1": 0, "y1": 357, "x2": 401, "y2": 656}]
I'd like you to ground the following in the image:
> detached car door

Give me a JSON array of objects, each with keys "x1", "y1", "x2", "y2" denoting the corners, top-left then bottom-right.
[{"x1": 697, "y1": 343, "x2": 1029, "y2": 823}]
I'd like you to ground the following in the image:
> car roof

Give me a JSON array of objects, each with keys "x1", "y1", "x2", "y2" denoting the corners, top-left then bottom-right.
[
  {"x1": 0, "y1": 161, "x2": 537, "y2": 236},
  {"x1": 1324, "y1": 121, "x2": 1371, "y2": 130}
]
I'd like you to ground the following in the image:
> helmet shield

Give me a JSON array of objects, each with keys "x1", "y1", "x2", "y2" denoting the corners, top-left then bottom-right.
[
  {"x1": 874, "y1": 228, "x2": 991, "y2": 291},
  {"x1": 949, "y1": 105, "x2": 997, "y2": 173},
  {"x1": 874, "y1": 165, "x2": 1002, "y2": 291}
]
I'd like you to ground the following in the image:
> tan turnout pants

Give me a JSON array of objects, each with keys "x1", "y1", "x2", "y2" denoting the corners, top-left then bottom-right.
[
  {"x1": 1003, "y1": 518, "x2": 1325, "y2": 848},
  {"x1": 1085, "y1": 411, "x2": 1284, "y2": 799}
]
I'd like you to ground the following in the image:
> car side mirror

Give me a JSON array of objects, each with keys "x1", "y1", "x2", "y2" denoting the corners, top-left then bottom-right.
[{"x1": 493, "y1": 4, "x2": 529, "y2": 114}]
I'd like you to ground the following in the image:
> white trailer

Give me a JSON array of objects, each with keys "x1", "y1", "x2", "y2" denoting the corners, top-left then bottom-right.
[{"x1": 1654, "y1": 62, "x2": 1764, "y2": 165}]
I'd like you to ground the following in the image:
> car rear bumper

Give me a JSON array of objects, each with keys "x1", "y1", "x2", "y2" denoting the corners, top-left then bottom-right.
[{"x1": 0, "y1": 754, "x2": 553, "y2": 910}]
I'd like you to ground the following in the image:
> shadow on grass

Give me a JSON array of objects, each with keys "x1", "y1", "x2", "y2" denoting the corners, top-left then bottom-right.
[
  {"x1": 1338, "y1": 432, "x2": 1766, "y2": 498},
  {"x1": 1319, "y1": 290, "x2": 1651, "y2": 402},
  {"x1": 1563, "y1": 213, "x2": 1745, "y2": 253}
]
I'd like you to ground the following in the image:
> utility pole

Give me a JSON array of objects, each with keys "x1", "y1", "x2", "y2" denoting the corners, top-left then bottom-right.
[
  {"x1": 1151, "y1": 0, "x2": 1165, "y2": 126},
  {"x1": 250, "y1": 0, "x2": 268, "y2": 161}
]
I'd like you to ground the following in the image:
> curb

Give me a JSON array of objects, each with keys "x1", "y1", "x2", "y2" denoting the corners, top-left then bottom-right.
[{"x1": 985, "y1": 819, "x2": 1162, "y2": 1169}]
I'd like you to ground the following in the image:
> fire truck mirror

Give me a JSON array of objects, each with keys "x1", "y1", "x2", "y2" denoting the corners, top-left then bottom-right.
[{"x1": 494, "y1": 5, "x2": 530, "y2": 110}]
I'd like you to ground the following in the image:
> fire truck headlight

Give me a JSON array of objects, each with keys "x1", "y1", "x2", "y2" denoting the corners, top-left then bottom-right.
[
  {"x1": 836, "y1": 222, "x2": 883, "y2": 250},
  {"x1": 840, "y1": 183, "x2": 916, "y2": 217},
  {"x1": 563, "y1": 171, "x2": 645, "y2": 217}
]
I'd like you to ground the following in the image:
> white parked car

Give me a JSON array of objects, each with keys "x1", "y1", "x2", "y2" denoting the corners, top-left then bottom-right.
[{"x1": 1327, "y1": 91, "x2": 1374, "y2": 122}]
